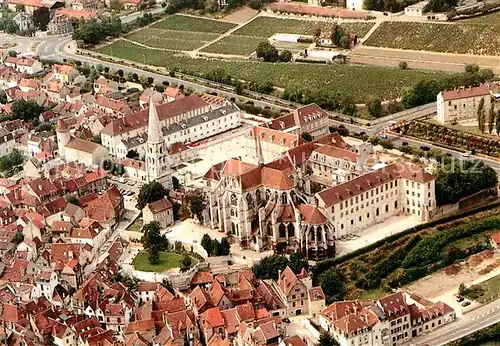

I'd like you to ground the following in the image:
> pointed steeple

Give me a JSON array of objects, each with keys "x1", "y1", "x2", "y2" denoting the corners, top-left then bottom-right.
[{"x1": 147, "y1": 96, "x2": 162, "y2": 143}]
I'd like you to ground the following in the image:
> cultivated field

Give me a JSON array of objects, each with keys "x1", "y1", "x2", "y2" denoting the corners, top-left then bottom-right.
[
  {"x1": 125, "y1": 14, "x2": 236, "y2": 51},
  {"x1": 150, "y1": 14, "x2": 236, "y2": 33},
  {"x1": 97, "y1": 39, "x2": 453, "y2": 103},
  {"x1": 364, "y1": 21, "x2": 500, "y2": 56},
  {"x1": 202, "y1": 16, "x2": 374, "y2": 56}
]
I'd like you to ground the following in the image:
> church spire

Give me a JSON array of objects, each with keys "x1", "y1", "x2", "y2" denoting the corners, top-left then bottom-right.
[{"x1": 147, "y1": 96, "x2": 162, "y2": 143}]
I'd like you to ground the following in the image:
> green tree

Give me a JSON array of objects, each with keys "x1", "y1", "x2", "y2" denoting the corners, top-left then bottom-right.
[
  {"x1": 399, "y1": 61, "x2": 408, "y2": 70},
  {"x1": 488, "y1": 100, "x2": 495, "y2": 134},
  {"x1": 496, "y1": 109, "x2": 500, "y2": 136},
  {"x1": 301, "y1": 132, "x2": 312, "y2": 142},
  {"x1": 126, "y1": 149, "x2": 139, "y2": 159},
  {"x1": 201, "y1": 233, "x2": 212, "y2": 255},
  {"x1": 149, "y1": 247, "x2": 160, "y2": 265},
  {"x1": 102, "y1": 159, "x2": 113, "y2": 171},
  {"x1": 109, "y1": 0, "x2": 124, "y2": 10},
  {"x1": 465, "y1": 63, "x2": 480, "y2": 74},
  {"x1": 12, "y1": 99, "x2": 43, "y2": 122},
  {"x1": 317, "y1": 332, "x2": 340, "y2": 346},
  {"x1": 211, "y1": 238, "x2": 221, "y2": 256},
  {"x1": 12, "y1": 231, "x2": 24, "y2": 244},
  {"x1": 15, "y1": 4, "x2": 25, "y2": 12},
  {"x1": 68, "y1": 197, "x2": 80, "y2": 206},
  {"x1": 320, "y1": 267, "x2": 347, "y2": 301},
  {"x1": 184, "y1": 189, "x2": 205, "y2": 222},
  {"x1": 289, "y1": 252, "x2": 309, "y2": 274},
  {"x1": 0, "y1": 89, "x2": 7, "y2": 104},
  {"x1": 367, "y1": 96, "x2": 382, "y2": 117},
  {"x1": 252, "y1": 255, "x2": 290, "y2": 280},
  {"x1": 33, "y1": 7, "x2": 50, "y2": 31},
  {"x1": 235, "y1": 81, "x2": 244, "y2": 95},
  {"x1": 280, "y1": 50, "x2": 293, "y2": 62},
  {"x1": 477, "y1": 97, "x2": 485, "y2": 133},
  {"x1": 219, "y1": 237, "x2": 231, "y2": 256},
  {"x1": 0, "y1": 150, "x2": 24, "y2": 172},
  {"x1": 180, "y1": 254, "x2": 192, "y2": 271},
  {"x1": 256, "y1": 41, "x2": 279, "y2": 62},
  {"x1": 331, "y1": 23, "x2": 349, "y2": 49},
  {"x1": 8, "y1": 50, "x2": 17, "y2": 58},
  {"x1": 137, "y1": 181, "x2": 168, "y2": 210}
]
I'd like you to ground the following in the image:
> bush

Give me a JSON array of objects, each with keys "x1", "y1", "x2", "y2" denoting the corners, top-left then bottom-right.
[{"x1": 399, "y1": 61, "x2": 408, "y2": 70}]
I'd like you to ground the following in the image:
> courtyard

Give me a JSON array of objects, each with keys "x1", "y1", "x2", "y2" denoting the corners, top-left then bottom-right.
[{"x1": 131, "y1": 250, "x2": 194, "y2": 272}]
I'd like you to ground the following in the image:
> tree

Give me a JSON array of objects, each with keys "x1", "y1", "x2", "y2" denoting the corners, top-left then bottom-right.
[
  {"x1": 366, "y1": 96, "x2": 383, "y2": 117},
  {"x1": 317, "y1": 332, "x2": 340, "y2": 346},
  {"x1": 68, "y1": 197, "x2": 80, "y2": 206},
  {"x1": 201, "y1": 233, "x2": 212, "y2": 255},
  {"x1": 496, "y1": 109, "x2": 500, "y2": 136},
  {"x1": 301, "y1": 132, "x2": 313, "y2": 142},
  {"x1": 219, "y1": 237, "x2": 230, "y2": 255},
  {"x1": 477, "y1": 97, "x2": 485, "y2": 133},
  {"x1": 8, "y1": 50, "x2": 17, "y2": 58},
  {"x1": 289, "y1": 252, "x2": 309, "y2": 274},
  {"x1": 137, "y1": 181, "x2": 168, "y2": 209},
  {"x1": 204, "y1": 0, "x2": 219, "y2": 12},
  {"x1": 5, "y1": 20, "x2": 18, "y2": 34},
  {"x1": 109, "y1": 0, "x2": 124, "y2": 10},
  {"x1": 172, "y1": 176, "x2": 180, "y2": 190},
  {"x1": 15, "y1": 4, "x2": 25, "y2": 12},
  {"x1": 102, "y1": 159, "x2": 113, "y2": 171},
  {"x1": 465, "y1": 63, "x2": 480, "y2": 74},
  {"x1": 252, "y1": 255, "x2": 290, "y2": 280},
  {"x1": 488, "y1": 100, "x2": 495, "y2": 134},
  {"x1": 126, "y1": 149, "x2": 139, "y2": 159},
  {"x1": 320, "y1": 267, "x2": 347, "y2": 301},
  {"x1": 313, "y1": 27, "x2": 322, "y2": 41},
  {"x1": 0, "y1": 89, "x2": 7, "y2": 104},
  {"x1": 33, "y1": 7, "x2": 50, "y2": 31},
  {"x1": 248, "y1": 0, "x2": 263, "y2": 9},
  {"x1": 399, "y1": 61, "x2": 408, "y2": 70},
  {"x1": 0, "y1": 150, "x2": 24, "y2": 172},
  {"x1": 149, "y1": 247, "x2": 160, "y2": 264},
  {"x1": 180, "y1": 254, "x2": 192, "y2": 271},
  {"x1": 280, "y1": 50, "x2": 293, "y2": 62},
  {"x1": 331, "y1": 24, "x2": 349, "y2": 49},
  {"x1": 256, "y1": 41, "x2": 279, "y2": 62},
  {"x1": 184, "y1": 189, "x2": 205, "y2": 222},
  {"x1": 12, "y1": 99, "x2": 42, "y2": 122},
  {"x1": 235, "y1": 81, "x2": 244, "y2": 95},
  {"x1": 12, "y1": 231, "x2": 24, "y2": 244}
]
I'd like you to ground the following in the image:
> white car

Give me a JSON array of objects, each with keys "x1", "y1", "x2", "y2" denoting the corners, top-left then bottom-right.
[{"x1": 461, "y1": 152, "x2": 470, "y2": 158}]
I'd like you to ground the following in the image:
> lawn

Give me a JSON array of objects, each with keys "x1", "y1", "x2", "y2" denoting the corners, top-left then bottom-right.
[
  {"x1": 233, "y1": 17, "x2": 374, "y2": 38},
  {"x1": 126, "y1": 28, "x2": 219, "y2": 51},
  {"x1": 201, "y1": 35, "x2": 263, "y2": 55},
  {"x1": 364, "y1": 21, "x2": 500, "y2": 56},
  {"x1": 97, "y1": 39, "x2": 453, "y2": 103},
  {"x1": 464, "y1": 274, "x2": 500, "y2": 303},
  {"x1": 126, "y1": 217, "x2": 143, "y2": 232},
  {"x1": 151, "y1": 14, "x2": 236, "y2": 33},
  {"x1": 132, "y1": 251, "x2": 188, "y2": 272},
  {"x1": 463, "y1": 10, "x2": 500, "y2": 23}
]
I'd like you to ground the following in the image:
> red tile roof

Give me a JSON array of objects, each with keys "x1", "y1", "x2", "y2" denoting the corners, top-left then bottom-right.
[
  {"x1": 147, "y1": 197, "x2": 172, "y2": 213},
  {"x1": 298, "y1": 204, "x2": 327, "y2": 225},
  {"x1": 441, "y1": 84, "x2": 490, "y2": 101}
]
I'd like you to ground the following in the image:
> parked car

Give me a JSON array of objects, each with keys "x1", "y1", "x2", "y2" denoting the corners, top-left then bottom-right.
[
  {"x1": 379, "y1": 134, "x2": 388, "y2": 139},
  {"x1": 402, "y1": 141, "x2": 408, "y2": 146},
  {"x1": 461, "y1": 151, "x2": 470, "y2": 158},
  {"x1": 461, "y1": 301, "x2": 471, "y2": 307},
  {"x1": 193, "y1": 239, "x2": 198, "y2": 243}
]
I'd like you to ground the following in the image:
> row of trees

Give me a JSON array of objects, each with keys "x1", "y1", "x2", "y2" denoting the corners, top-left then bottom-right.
[
  {"x1": 476, "y1": 98, "x2": 500, "y2": 135},
  {"x1": 73, "y1": 16, "x2": 123, "y2": 45},
  {"x1": 252, "y1": 253, "x2": 309, "y2": 280},
  {"x1": 200, "y1": 234, "x2": 231, "y2": 256}
]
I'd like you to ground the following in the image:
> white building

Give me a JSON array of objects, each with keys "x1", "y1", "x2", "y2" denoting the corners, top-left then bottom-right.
[
  {"x1": 317, "y1": 162, "x2": 436, "y2": 239},
  {"x1": 346, "y1": 0, "x2": 363, "y2": 11},
  {"x1": 142, "y1": 197, "x2": 174, "y2": 229},
  {"x1": 3, "y1": 57, "x2": 43, "y2": 74},
  {"x1": 12, "y1": 11, "x2": 33, "y2": 32},
  {"x1": 0, "y1": 129, "x2": 15, "y2": 157},
  {"x1": 404, "y1": 1, "x2": 428, "y2": 16},
  {"x1": 33, "y1": 271, "x2": 59, "y2": 301},
  {"x1": 436, "y1": 84, "x2": 491, "y2": 124}
]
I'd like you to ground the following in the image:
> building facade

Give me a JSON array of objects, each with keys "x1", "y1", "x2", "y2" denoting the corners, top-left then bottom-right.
[{"x1": 436, "y1": 84, "x2": 492, "y2": 124}]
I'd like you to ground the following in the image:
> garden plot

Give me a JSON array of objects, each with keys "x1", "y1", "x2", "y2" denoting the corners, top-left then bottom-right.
[
  {"x1": 364, "y1": 21, "x2": 500, "y2": 56},
  {"x1": 151, "y1": 14, "x2": 236, "y2": 33},
  {"x1": 201, "y1": 35, "x2": 263, "y2": 55}
]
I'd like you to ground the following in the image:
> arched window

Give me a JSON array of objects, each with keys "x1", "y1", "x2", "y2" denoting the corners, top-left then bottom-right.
[
  {"x1": 279, "y1": 224, "x2": 286, "y2": 238},
  {"x1": 287, "y1": 223, "x2": 295, "y2": 237},
  {"x1": 267, "y1": 224, "x2": 273, "y2": 236},
  {"x1": 317, "y1": 226, "x2": 322, "y2": 242}
]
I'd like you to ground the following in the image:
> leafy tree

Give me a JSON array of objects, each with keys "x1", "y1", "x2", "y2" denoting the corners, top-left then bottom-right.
[
  {"x1": 252, "y1": 255, "x2": 290, "y2": 280},
  {"x1": 102, "y1": 159, "x2": 113, "y2": 171},
  {"x1": 256, "y1": 41, "x2": 279, "y2": 62},
  {"x1": 0, "y1": 89, "x2": 7, "y2": 104},
  {"x1": 184, "y1": 189, "x2": 205, "y2": 222},
  {"x1": 137, "y1": 181, "x2": 168, "y2": 209},
  {"x1": 331, "y1": 24, "x2": 349, "y2": 49},
  {"x1": 172, "y1": 176, "x2": 180, "y2": 190},
  {"x1": 465, "y1": 63, "x2": 480, "y2": 74},
  {"x1": 320, "y1": 267, "x2": 347, "y2": 301},
  {"x1": 301, "y1": 132, "x2": 312, "y2": 142},
  {"x1": 33, "y1": 7, "x2": 50, "y2": 31},
  {"x1": 317, "y1": 332, "x2": 340, "y2": 346},
  {"x1": 8, "y1": 50, "x2": 17, "y2": 58},
  {"x1": 219, "y1": 237, "x2": 231, "y2": 256},
  {"x1": 149, "y1": 247, "x2": 160, "y2": 264},
  {"x1": 248, "y1": 0, "x2": 264, "y2": 9},
  {"x1": 367, "y1": 96, "x2": 382, "y2": 117},
  {"x1": 126, "y1": 149, "x2": 139, "y2": 159},
  {"x1": 477, "y1": 97, "x2": 485, "y2": 133},
  {"x1": 313, "y1": 27, "x2": 322, "y2": 41},
  {"x1": 15, "y1": 4, "x2": 25, "y2": 12},
  {"x1": 109, "y1": 0, "x2": 124, "y2": 10},
  {"x1": 180, "y1": 254, "x2": 192, "y2": 271},
  {"x1": 280, "y1": 50, "x2": 293, "y2": 62},
  {"x1": 496, "y1": 109, "x2": 500, "y2": 136},
  {"x1": 488, "y1": 100, "x2": 495, "y2": 134},
  {"x1": 12, "y1": 99, "x2": 42, "y2": 122},
  {"x1": 204, "y1": 0, "x2": 219, "y2": 12},
  {"x1": 399, "y1": 61, "x2": 408, "y2": 70},
  {"x1": 201, "y1": 233, "x2": 212, "y2": 255},
  {"x1": 211, "y1": 238, "x2": 221, "y2": 256},
  {"x1": 12, "y1": 231, "x2": 24, "y2": 244},
  {"x1": 68, "y1": 197, "x2": 80, "y2": 206},
  {"x1": 235, "y1": 81, "x2": 244, "y2": 95},
  {"x1": 0, "y1": 150, "x2": 24, "y2": 172},
  {"x1": 379, "y1": 139, "x2": 394, "y2": 150},
  {"x1": 289, "y1": 252, "x2": 309, "y2": 274},
  {"x1": 141, "y1": 221, "x2": 169, "y2": 266}
]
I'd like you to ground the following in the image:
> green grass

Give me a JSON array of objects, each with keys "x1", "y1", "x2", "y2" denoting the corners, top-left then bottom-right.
[
  {"x1": 151, "y1": 14, "x2": 236, "y2": 33},
  {"x1": 132, "y1": 251, "x2": 187, "y2": 272},
  {"x1": 126, "y1": 28, "x2": 219, "y2": 51},
  {"x1": 364, "y1": 21, "x2": 500, "y2": 56},
  {"x1": 97, "y1": 39, "x2": 454, "y2": 103},
  {"x1": 126, "y1": 218, "x2": 143, "y2": 232},
  {"x1": 201, "y1": 35, "x2": 263, "y2": 55},
  {"x1": 358, "y1": 287, "x2": 390, "y2": 300},
  {"x1": 464, "y1": 274, "x2": 500, "y2": 303},
  {"x1": 233, "y1": 17, "x2": 374, "y2": 38},
  {"x1": 462, "y1": 10, "x2": 500, "y2": 23}
]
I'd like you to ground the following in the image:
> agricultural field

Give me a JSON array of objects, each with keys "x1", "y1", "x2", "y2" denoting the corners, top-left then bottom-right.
[
  {"x1": 201, "y1": 35, "x2": 263, "y2": 55},
  {"x1": 124, "y1": 14, "x2": 236, "y2": 51},
  {"x1": 97, "y1": 39, "x2": 453, "y2": 103},
  {"x1": 233, "y1": 17, "x2": 374, "y2": 38},
  {"x1": 463, "y1": 9, "x2": 500, "y2": 23},
  {"x1": 126, "y1": 28, "x2": 219, "y2": 51},
  {"x1": 151, "y1": 14, "x2": 236, "y2": 33},
  {"x1": 364, "y1": 21, "x2": 500, "y2": 56}
]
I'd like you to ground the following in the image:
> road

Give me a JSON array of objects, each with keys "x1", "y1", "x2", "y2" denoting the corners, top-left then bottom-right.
[{"x1": 411, "y1": 299, "x2": 500, "y2": 345}]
